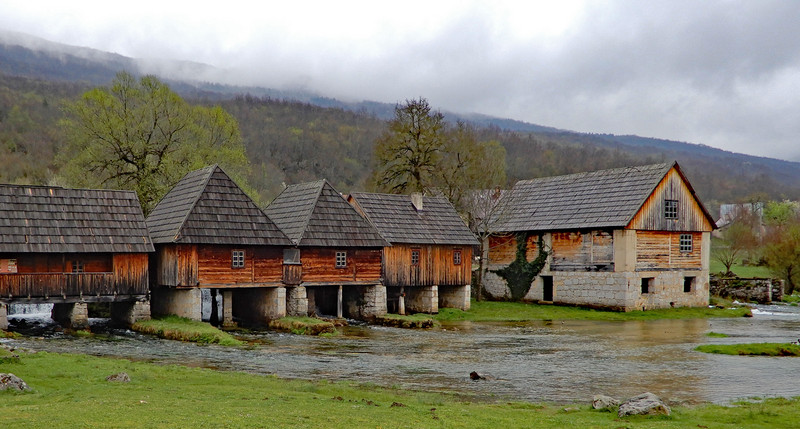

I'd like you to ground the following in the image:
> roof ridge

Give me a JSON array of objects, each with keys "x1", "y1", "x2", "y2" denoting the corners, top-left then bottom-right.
[
  {"x1": 295, "y1": 179, "x2": 327, "y2": 246},
  {"x1": 514, "y1": 162, "x2": 673, "y2": 187}
]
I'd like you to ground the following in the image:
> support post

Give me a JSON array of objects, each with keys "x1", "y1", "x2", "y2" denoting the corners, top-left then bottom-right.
[
  {"x1": 0, "y1": 303, "x2": 8, "y2": 330},
  {"x1": 150, "y1": 287, "x2": 202, "y2": 320},
  {"x1": 110, "y1": 300, "x2": 151, "y2": 327},
  {"x1": 51, "y1": 302, "x2": 90, "y2": 330},
  {"x1": 337, "y1": 285, "x2": 343, "y2": 319},
  {"x1": 221, "y1": 290, "x2": 235, "y2": 328},
  {"x1": 287, "y1": 286, "x2": 308, "y2": 317}
]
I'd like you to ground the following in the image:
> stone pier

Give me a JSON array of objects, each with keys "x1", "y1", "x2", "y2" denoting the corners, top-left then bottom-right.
[
  {"x1": 343, "y1": 284, "x2": 387, "y2": 319},
  {"x1": 232, "y1": 287, "x2": 286, "y2": 326},
  {"x1": 221, "y1": 290, "x2": 235, "y2": 328},
  {"x1": 286, "y1": 286, "x2": 309, "y2": 317},
  {"x1": 110, "y1": 300, "x2": 151, "y2": 327},
  {"x1": 405, "y1": 285, "x2": 438, "y2": 314},
  {"x1": 150, "y1": 287, "x2": 202, "y2": 320},
  {"x1": 0, "y1": 303, "x2": 7, "y2": 330},
  {"x1": 51, "y1": 302, "x2": 89, "y2": 330},
  {"x1": 439, "y1": 284, "x2": 471, "y2": 310}
]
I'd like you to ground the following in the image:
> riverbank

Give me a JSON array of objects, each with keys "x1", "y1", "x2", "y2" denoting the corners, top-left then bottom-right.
[
  {"x1": 435, "y1": 300, "x2": 751, "y2": 322},
  {"x1": 1, "y1": 351, "x2": 797, "y2": 428}
]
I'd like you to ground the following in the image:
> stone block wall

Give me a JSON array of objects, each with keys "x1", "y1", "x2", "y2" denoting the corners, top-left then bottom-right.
[
  {"x1": 710, "y1": 277, "x2": 783, "y2": 303},
  {"x1": 232, "y1": 287, "x2": 286, "y2": 325},
  {"x1": 439, "y1": 284, "x2": 471, "y2": 310},
  {"x1": 405, "y1": 285, "x2": 438, "y2": 314},
  {"x1": 343, "y1": 284, "x2": 387, "y2": 319},
  {"x1": 151, "y1": 287, "x2": 202, "y2": 320},
  {"x1": 286, "y1": 286, "x2": 309, "y2": 316},
  {"x1": 51, "y1": 302, "x2": 89, "y2": 330},
  {"x1": 0, "y1": 303, "x2": 7, "y2": 330},
  {"x1": 111, "y1": 300, "x2": 151, "y2": 326}
]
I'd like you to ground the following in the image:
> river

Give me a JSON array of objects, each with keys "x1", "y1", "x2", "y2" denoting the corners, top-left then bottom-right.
[{"x1": 3, "y1": 304, "x2": 800, "y2": 404}]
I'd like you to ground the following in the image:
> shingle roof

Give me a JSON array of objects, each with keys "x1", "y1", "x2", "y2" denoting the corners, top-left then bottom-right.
[
  {"x1": 0, "y1": 184, "x2": 153, "y2": 253},
  {"x1": 349, "y1": 192, "x2": 478, "y2": 246},
  {"x1": 264, "y1": 180, "x2": 389, "y2": 247},
  {"x1": 146, "y1": 165, "x2": 292, "y2": 246},
  {"x1": 493, "y1": 162, "x2": 676, "y2": 232}
]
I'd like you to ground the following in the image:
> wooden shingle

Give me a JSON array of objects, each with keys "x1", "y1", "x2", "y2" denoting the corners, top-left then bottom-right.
[
  {"x1": 0, "y1": 184, "x2": 153, "y2": 253},
  {"x1": 146, "y1": 165, "x2": 292, "y2": 246},
  {"x1": 265, "y1": 180, "x2": 389, "y2": 247}
]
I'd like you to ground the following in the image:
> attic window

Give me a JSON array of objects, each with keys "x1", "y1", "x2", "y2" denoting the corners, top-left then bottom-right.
[
  {"x1": 679, "y1": 234, "x2": 693, "y2": 253},
  {"x1": 453, "y1": 249, "x2": 462, "y2": 265},
  {"x1": 232, "y1": 250, "x2": 245, "y2": 268},
  {"x1": 335, "y1": 251, "x2": 347, "y2": 268},
  {"x1": 665, "y1": 199, "x2": 678, "y2": 219}
]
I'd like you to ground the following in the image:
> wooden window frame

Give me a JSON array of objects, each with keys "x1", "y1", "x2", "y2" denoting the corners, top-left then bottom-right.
[
  {"x1": 232, "y1": 250, "x2": 245, "y2": 269},
  {"x1": 664, "y1": 199, "x2": 678, "y2": 219},
  {"x1": 411, "y1": 249, "x2": 420, "y2": 267},
  {"x1": 679, "y1": 234, "x2": 693, "y2": 253},
  {"x1": 72, "y1": 260, "x2": 84, "y2": 273},
  {"x1": 335, "y1": 251, "x2": 347, "y2": 269},
  {"x1": 453, "y1": 249, "x2": 462, "y2": 265}
]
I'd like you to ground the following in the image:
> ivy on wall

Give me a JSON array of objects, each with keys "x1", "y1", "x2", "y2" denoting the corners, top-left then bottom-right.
[{"x1": 493, "y1": 232, "x2": 549, "y2": 300}]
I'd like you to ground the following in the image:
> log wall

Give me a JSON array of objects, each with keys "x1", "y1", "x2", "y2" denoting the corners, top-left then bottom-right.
[
  {"x1": 551, "y1": 230, "x2": 614, "y2": 271},
  {"x1": 197, "y1": 245, "x2": 283, "y2": 286},
  {"x1": 300, "y1": 248, "x2": 382, "y2": 284},
  {"x1": 382, "y1": 244, "x2": 472, "y2": 287},
  {"x1": 635, "y1": 231, "x2": 702, "y2": 270}
]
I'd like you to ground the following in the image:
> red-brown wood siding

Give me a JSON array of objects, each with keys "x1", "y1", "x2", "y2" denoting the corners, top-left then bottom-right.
[
  {"x1": 300, "y1": 248, "x2": 382, "y2": 284},
  {"x1": 488, "y1": 234, "x2": 541, "y2": 266},
  {"x1": 197, "y1": 245, "x2": 283, "y2": 287},
  {"x1": 383, "y1": 244, "x2": 472, "y2": 287},
  {"x1": 635, "y1": 231, "x2": 702, "y2": 270},
  {"x1": 551, "y1": 230, "x2": 614, "y2": 271},
  {"x1": 155, "y1": 244, "x2": 198, "y2": 287},
  {"x1": 627, "y1": 168, "x2": 714, "y2": 232}
]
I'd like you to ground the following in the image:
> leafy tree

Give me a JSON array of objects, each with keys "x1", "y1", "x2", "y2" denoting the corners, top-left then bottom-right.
[
  {"x1": 372, "y1": 97, "x2": 445, "y2": 193},
  {"x1": 58, "y1": 72, "x2": 249, "y2": 214},
  {"x1": 713, "y1": 221, "x2": 755, "y2": 275},
  {"x1": 762, "y1": 201, "x2": 800, "y2": 293}
]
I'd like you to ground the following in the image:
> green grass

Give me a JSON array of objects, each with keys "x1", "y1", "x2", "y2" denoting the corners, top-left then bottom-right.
[
  {"x1": 131, "y1": 316, "x2": 243, "y2": 346},
  {"x1": 2, "y1": 351, "x2": 800, "y2": 428},
  {"x1": 710, "y1": 259, "x2": 773, "y2": 278},
  {"x1": 783, "y1": 293, "x2": 800, "y2": 303},
  {"x1": 695, "y1": 343, "x2": 800, "y2": 357},
  {"x1": 268, "y1": 316, "x2": 336, "y2": 335},
  {"x1": 435, "y1": 300, "x2": 751, "y2": 322},
  {"x1": 375, "y1": 313, "x2": 437, "y2": 328},
  {"x1": 705, "y1": 332, "x2": 730, "y2": 338}
]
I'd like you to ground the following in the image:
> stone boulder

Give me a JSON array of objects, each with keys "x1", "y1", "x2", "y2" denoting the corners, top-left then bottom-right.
[
  {"x1": 592, "y1": 394, "x2": 620, "y2": 410},
  {"x1": 618, "y1": 392, "x2": 671, "y2": 417},
  {"x1": 0, "y1": 373, "x2": 30, "y2": 391},
  {"x1": 105, "y1": 372, "x2": 131, "y2": 383}
]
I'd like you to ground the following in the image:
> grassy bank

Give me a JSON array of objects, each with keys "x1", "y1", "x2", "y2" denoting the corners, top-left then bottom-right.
[
  {"x1": 436, "y1": 300, "x2": 751, "y2": 322},
  {"x1": 268, "y1": 316, "x2": 337, "y2": 335},
  {"x1": 375, "y1": 313, "x2": 437, "y2": 328},
  {"x1": 1, "y1": 351, "x2": 799, "y2": 428},
  {"x1": 696, "y1": 343, "x2": 800, "y2": 357},
  {"x1": 131, "y1": 316, "x2": 243, "y2": 346},
  {"x1": 710, "y1": 259, "x2": 772, "y2": 278}
]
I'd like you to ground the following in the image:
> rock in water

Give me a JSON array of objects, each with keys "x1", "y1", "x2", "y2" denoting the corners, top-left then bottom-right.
[
  {"x1": 618, "y1": 392, "x2": 671, "y2": 417},
  {"x1": 106, "y1": 372, "x2": 131, "y2": 383},
  {"x1": 592, "y1": 394, "x2": 620, "y2": 410},
  {"x1": 0, "y1": 373, "x2": 30, "y2": 391}
]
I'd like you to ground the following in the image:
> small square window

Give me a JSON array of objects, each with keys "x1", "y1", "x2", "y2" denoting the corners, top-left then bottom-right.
[
  {"x1": 232, "y1": 250, "x2": 245, "y2": 268},
  {"x1": 684, "y1": 277, "x2": 695, "y2": 293},
  {"x1": 72, "y1": 261, "x2": 84, "y2": 273},
  {"x1": 283, "y1": 248, "x2": 300, "y2": 264},
  {"x1": 665, "y1": 200, "x2": 678, "y2": 219},
  {"x1": 641, "y1": 277, "x2": 653, "y2": 294},
  {"x1": 335, "y1": 251, "x2": 347, "y2": 268},
  {"x1": 453, "y1": 249, "x2": 462, "y2": 265},
  {"x1": 679, "y1": 234, "x2": 693, "y2": 253},
  {"x1": 411, "y1": 249, "x2": 420, "y2": 266}
]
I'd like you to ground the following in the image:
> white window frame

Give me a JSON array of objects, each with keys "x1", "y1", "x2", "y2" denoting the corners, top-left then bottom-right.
[
  {"x1": 335, "y1": 251, "x2": 347, "y2": 268},
  {"x1": 232, "y1": 250, "x2": 245, "y2": 268}
]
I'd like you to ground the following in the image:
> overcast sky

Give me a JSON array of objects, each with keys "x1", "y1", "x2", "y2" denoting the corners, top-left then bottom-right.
[{"x1": 2, "y1": 0, "x2": 799, "y2": 161}]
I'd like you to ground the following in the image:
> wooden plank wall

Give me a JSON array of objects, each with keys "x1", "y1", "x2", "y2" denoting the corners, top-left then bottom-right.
[
  {"x1": 156, "y1": 244, "x2": 198, "y2": 287},
  {"x1": 300, "y1": 248, "x2": 382, "y2": 283},
  {"x1": 627, "y1": 168, "x2": 714, "y2": 232},
  {"x1": 112, "y1": 253, "x2": 149, "y2": 295},
  {"x1": 383, "y1": 244, "x2": 472, "y2": 287},
  {"x1": 197, "y1": 245, "x2": 283, "y2": 286},
  {"x1": 635, "y1": 231, "x2": 702, "y2": 270},
  {"x1": 488, "y1": 234, "x2": 541, "y2": 266},
  {"x1": 551, "y1": 230, "x2": 614, "y2": 270},
  {"x1": 9, "y1": 253, "x2": 112, "y2": 273}
]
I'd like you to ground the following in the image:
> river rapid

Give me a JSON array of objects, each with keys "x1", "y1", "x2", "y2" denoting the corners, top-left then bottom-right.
[{"x1": 4, "y1": 304, "x2": 800, "y2": 404}]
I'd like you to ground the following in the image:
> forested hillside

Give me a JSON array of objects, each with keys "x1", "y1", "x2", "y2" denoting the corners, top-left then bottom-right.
[{"x1": 2, "y1": 70, "x2": 799, "y2": 217}]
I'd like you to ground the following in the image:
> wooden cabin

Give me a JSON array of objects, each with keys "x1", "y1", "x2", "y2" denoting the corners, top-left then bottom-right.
[
  {"x1": 264, "y1": 180, "x2": 390, "y2": 319},
  {"x1": 146, "y1": 165, "x2": 294, "y2": 325},
  {"x1": 0, "y1": 184, "x2": 153, "y2": 329},
  {"x1": 484, "y1": 162, "x2": 716, "y2": 311},
  {"x1": 347, "y1": 192, "x2": 478, "y2": 313}
]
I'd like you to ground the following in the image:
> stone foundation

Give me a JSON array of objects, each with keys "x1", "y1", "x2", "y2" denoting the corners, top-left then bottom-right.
[
  {"x1": 0, "y1": 303, "x2": 7, "y2": 330},
  {"x1": 51, "y1": 302, "x2": 89, "y2": 330},
  {"x1": 439, "y1": 284, "x2": 471, "y2": 310},
  {"x1": 150, "y1": 287, "x2": 202, "y2": 320},
  {"x1": 343, "y1": 284, "x2": 387, "y2": 319},
  {"x1": 710, "y1": 277, "x2": 783, "y2": 303},
  {"x1": 286, "y1": 286, "x2": 309, "y2": 317},
  {"x1": 110, "y1": 300, "x2": 151, "y2": 327},
  {"x1": 405, "y1": 285, "x2": 438, "y2": 314},
  {"x1": 221, "y1": 290, "x2": 235, "y2": 328},
  {"x1": 232, "y1": 287, "x2": 286, "y2": 326}
]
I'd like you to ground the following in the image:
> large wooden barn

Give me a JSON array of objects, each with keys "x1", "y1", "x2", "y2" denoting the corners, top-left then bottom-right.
[
  {"x1": 484, "y1": 162, "x2": 716, "y2": 311},
  {"x1": 0, "y1": 184, "x2": 153, "y2": 329},
  {"x1": 264, "y1": 180, "x2": 390, "y2": 319},
  {"x1": 146, "y1": 165, "x2": 294, "y2": 325},
  {"x1": 347, "y1": 192, "x2": 478, "y2": 313}
]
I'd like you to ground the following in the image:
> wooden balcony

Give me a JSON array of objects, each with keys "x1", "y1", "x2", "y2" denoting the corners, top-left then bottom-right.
[
  {"x1": 282, "y1": 264, "x2": 302, "y2": 286},
  {"x1": 0, "y1": 272, "x2": 147, "y2": 302}
]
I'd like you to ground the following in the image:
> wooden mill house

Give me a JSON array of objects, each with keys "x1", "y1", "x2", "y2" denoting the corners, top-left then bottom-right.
[
  {"x1": 347, "y1": 192, "x2": 478, "y2": 313},
  {"x1": 0, "y1": 184, "x2": 153, "y2": 329},
  {"x1": 146, "y1": 165, "x2": 295, "y2": 326},
  {"x1": 484, "y1": 162, "x2": 716, "y2": 310},
  {"x1": 264, "y1": 180, "x2": 390, "y2": 319}
]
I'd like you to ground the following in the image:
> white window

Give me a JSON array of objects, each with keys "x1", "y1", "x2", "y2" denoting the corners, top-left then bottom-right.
[
  {"x1": 665, "y1": 200, "x2": 678, "y2": 219},
  {"x1": 679, "y1": 234, "x2": 693, "y2": 253},
  {"x1": 232, "y1": 250, "x2": 245, "y2": 268},
  {"x1": 335, "y1": 251, "x2": 347, "y2": 268}
]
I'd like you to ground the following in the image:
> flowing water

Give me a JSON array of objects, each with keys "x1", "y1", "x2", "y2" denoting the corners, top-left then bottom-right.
[{"x1": 4, "y1": 304, "x2": 800, "y2": 404}]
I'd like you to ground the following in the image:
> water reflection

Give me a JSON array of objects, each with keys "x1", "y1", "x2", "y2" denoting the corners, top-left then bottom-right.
[{"x1": 4, "y1": 304, "x2": 800, "y2": 404}]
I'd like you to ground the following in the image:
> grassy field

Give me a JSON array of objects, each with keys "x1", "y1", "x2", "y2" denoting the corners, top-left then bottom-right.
[
  {"x1": 709, "y1": 259, "x2": 773, "y2": 278},
  {"x1": 1, "y1": 351, "x2": 798, "y2": 428},
  {"x1": 435, "y1": 300, "x2": 751, "y2": 322},
  {"x1": 696, "y1": 343, "x2": 800, "y2": 357},
  {"x1": 131, "y1": 315, "x2": 243, "y2": 346}
]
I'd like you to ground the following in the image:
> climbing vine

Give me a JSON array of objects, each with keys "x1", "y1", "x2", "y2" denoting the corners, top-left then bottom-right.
[{"x1": 492, "y1": 232, "x2": 549, "y2": 300}]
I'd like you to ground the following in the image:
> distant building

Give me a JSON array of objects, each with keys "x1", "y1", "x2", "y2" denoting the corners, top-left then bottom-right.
[{"x1": 484, "y1": 161, "x2": 716, "y2": 311}]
